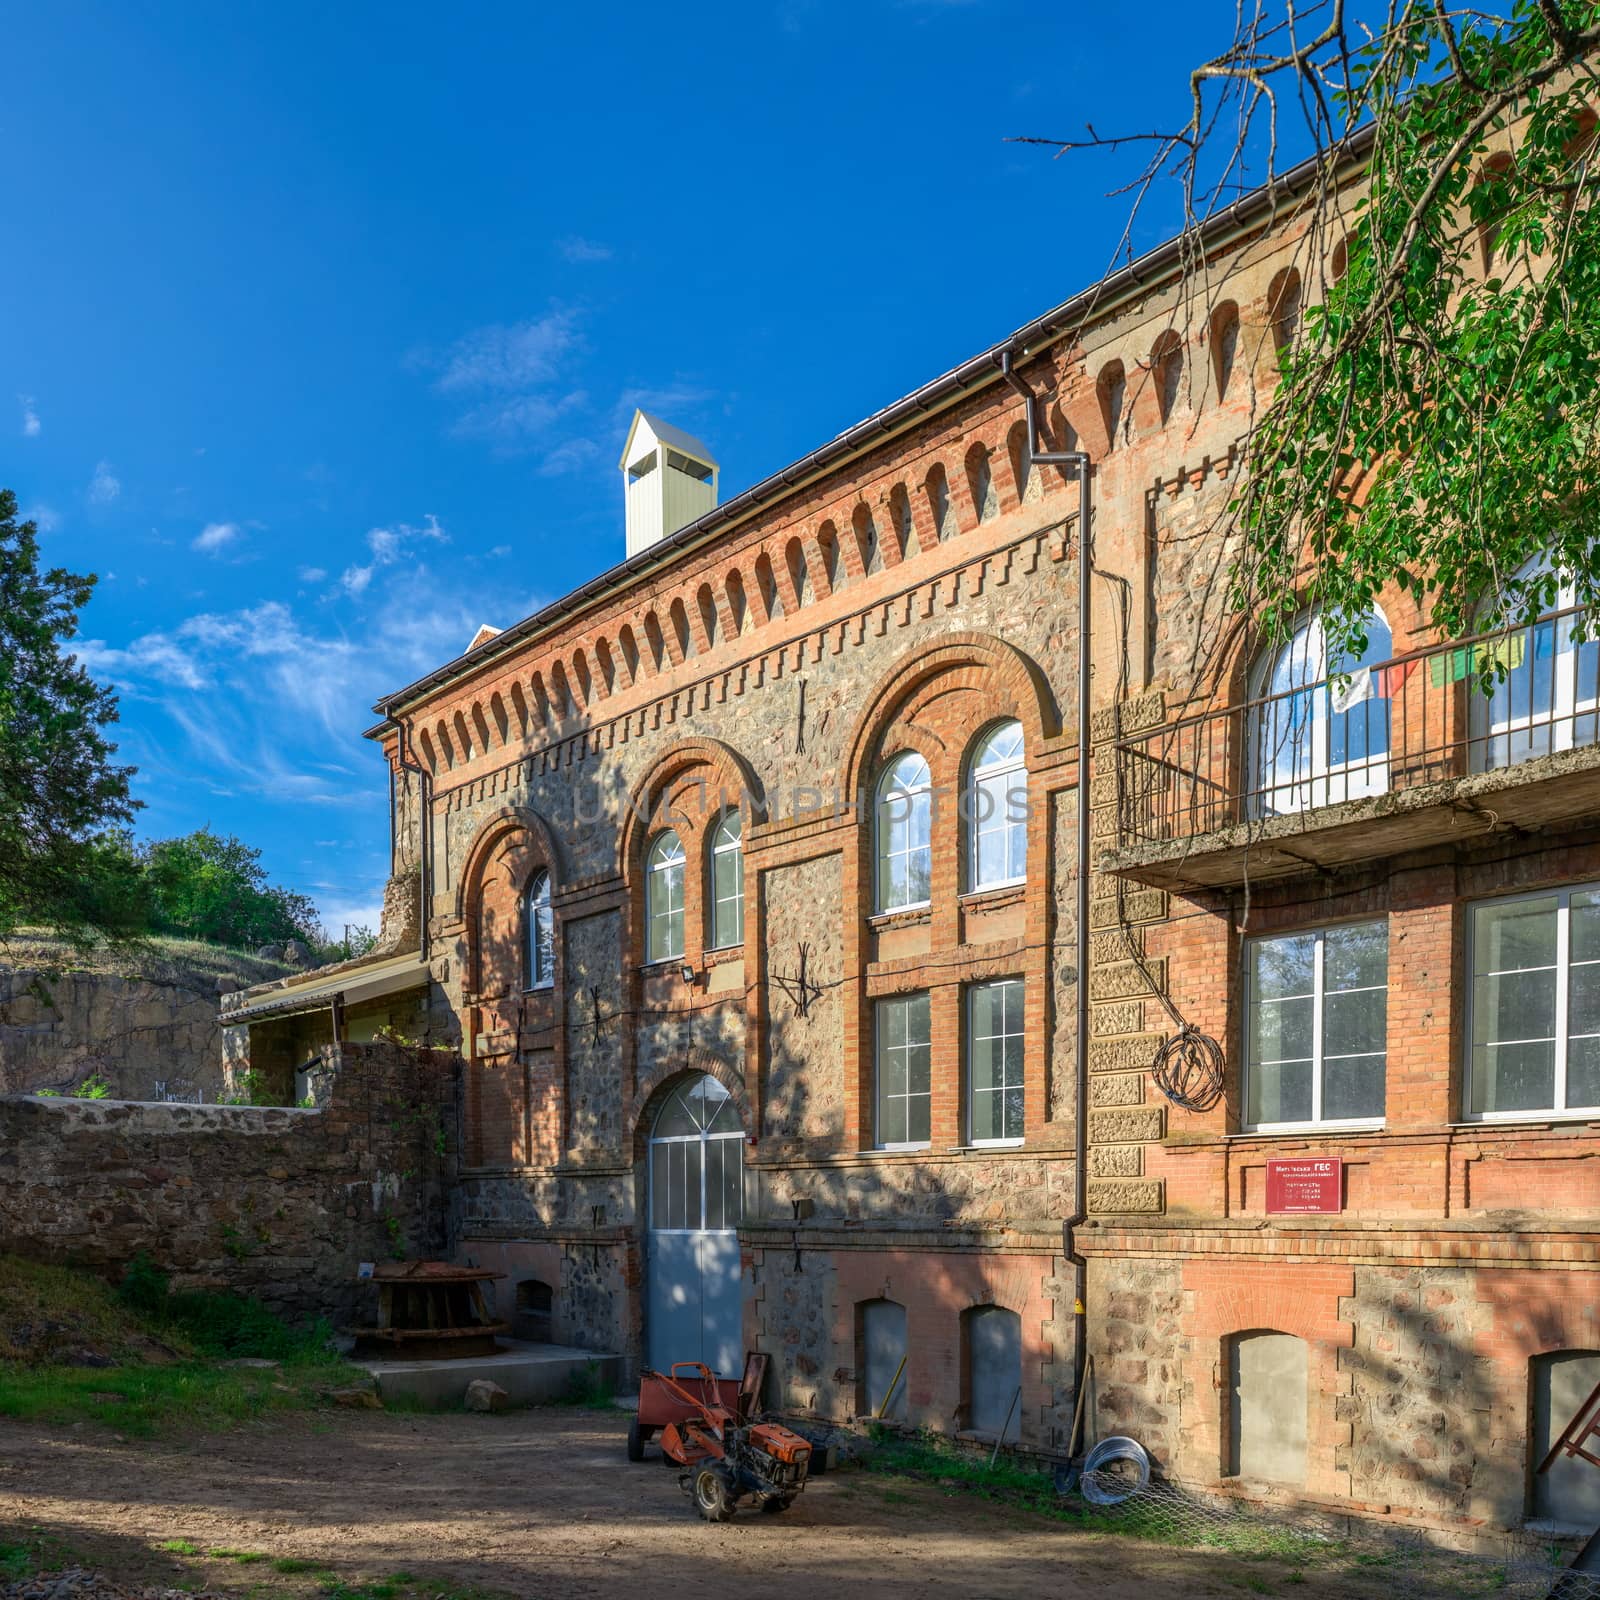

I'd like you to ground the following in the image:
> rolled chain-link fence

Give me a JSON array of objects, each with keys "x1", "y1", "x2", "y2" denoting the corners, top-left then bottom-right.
[{"x1": 1074, "y1": 1462, "x2": 1600, "y2": 1599}]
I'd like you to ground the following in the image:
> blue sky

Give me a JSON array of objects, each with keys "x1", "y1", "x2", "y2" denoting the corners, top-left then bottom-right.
[{"x1": 4, "y1": 0, "x2": 1239, "y2": 936}]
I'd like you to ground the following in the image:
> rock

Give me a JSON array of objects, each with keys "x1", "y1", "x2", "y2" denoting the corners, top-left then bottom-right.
[
  {"x1": 215, "y1": 976, "x2": 236, "y2": 994},
  {"x1": 324, "y1": 1384, "x2": 382, "y2": 1409},
  {"x1": 283, "y1": 939, "x2": 313, "y2": 967},
  {"x1": 255, "y1": 943, "x2": 283, "y2": 960},
  {"x1": 464, "y1": 1379, "x2": 510, "y2": 1413}
]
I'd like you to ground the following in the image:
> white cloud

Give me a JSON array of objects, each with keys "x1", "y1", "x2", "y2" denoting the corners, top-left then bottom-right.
[
  {"x1": 19, "y1": 396, "x2": 40, "y2": 437},
  {"x1": 298, "y1": 565, "x2": 328, "y2": 583},
  {"x1": 450, "y1": 389, "x2": 588, "y2": 448},
  {"x1": 332, "y1": 515, "x2": 448, "y2": 597},
  {"x1": 557, "y1": 235, "x2": 613, "y2": 263},
  {"x1": 23, "y1": 503, "x2": 59, "y2": 533},
  {"x1": 87, "y1": 460, "x2": 121, "y2": 504},
  {"x1": 192, "y1": 521, "x2": 241, "y2": 555},
  {"x1": 339, "y1": 564, "x2": 374, "y2": 597},
  {"x1": 537, "y1": 437, "x2": 602, "y2": 477},
  {"x1": 434, "y1": 310, "x2": 581, "y2": 392}
]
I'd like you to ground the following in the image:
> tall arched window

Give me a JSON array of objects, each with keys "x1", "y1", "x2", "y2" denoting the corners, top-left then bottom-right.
[
  {"x1": 875, "y1": 752, "x2": 932, "y2": 912},
  {"x1": 966, "y1": 720, "x2": 1027, "y2": 890},
  {"x1": 646, "y1": 831, "x2": 686, "y2": 962},
  {"x1": 1250, "y1": 608, "x2": 1393, "y2": 816},
  {"x1": 708, "y1": 809, "x2": 744, "y2": 949},
  {"x1": 524, "y1": 869, "x2": 554, "y2": 990}
]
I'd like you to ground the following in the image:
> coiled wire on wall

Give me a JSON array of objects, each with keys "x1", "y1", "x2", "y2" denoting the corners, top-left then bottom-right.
[{"x1": 1150, "y1": 1022, "x2": 1226, "y2": 1114}]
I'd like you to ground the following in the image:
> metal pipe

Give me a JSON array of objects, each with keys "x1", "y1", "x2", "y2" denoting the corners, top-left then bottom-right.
[{"x1": 1000, "y1": 349, "x2": 1093, "y2": 1453}]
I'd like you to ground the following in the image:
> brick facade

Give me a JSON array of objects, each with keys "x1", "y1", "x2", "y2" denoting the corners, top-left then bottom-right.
[{"x1": 339, "y1": 148, "x2": 1600, "y2": 1541}]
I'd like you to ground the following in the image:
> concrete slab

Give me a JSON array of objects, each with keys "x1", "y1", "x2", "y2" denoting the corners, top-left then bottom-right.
[{"x1": 357, "y1": 1339, "x2": 620, "y2": 1410}]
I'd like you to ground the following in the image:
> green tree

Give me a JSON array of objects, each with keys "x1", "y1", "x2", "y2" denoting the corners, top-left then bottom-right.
[
  {"x1": 140, "y1": 827, "x2": 323, "y2": 949},
  {"x1": 0, "y1": 490, "x2": 140, "y2": 944}
]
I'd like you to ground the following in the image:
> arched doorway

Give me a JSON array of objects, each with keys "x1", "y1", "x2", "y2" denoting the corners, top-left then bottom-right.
[{"x1": 647, "y1": 1073, "x2": 745, "y2": 1375}]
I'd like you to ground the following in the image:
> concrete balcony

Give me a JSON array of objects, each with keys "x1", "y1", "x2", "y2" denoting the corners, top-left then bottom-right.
[{"x1": 1099, "y1": 609, "x2": 1600, "y2": 891}]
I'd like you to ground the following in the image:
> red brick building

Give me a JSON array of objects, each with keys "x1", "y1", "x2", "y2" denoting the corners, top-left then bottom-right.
[{"x1": 230, "y1": 135, "x2": 1600, "y2": 1544}]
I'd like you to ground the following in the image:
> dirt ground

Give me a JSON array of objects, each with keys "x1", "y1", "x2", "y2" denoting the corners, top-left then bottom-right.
[{"x1": 0, "y1": 1405, "x2": 1363, "y2": 1599}]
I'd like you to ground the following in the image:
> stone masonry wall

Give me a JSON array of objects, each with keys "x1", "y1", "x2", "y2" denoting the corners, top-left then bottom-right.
[
  {"x1": 0, "y1": 967, "x2": 225, "y2": 1102},
  {"x1": 0, "y1": 1040, "x2": 459, "y2": 1326}
]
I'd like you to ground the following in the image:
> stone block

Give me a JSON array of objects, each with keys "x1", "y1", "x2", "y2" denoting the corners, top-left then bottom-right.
[
  {"x1": 1089, "y1": 958, "x2": 1166, "y2": 1001},
  {"x1": 1088, "y1": 1179, "x2": 1164, "y2": 1214},
  {"x1": 1090, "y1": 1144, "x2": 1144, "y2": 1178},
  {"x1": 1091, "y1": 930, "x2": 1141, "y2": 965},
  {"x1": 1088, "y1": 1033, "x2": 1164, "y2": 1073},
  {"x1": 1091, "y1": 1001, "x2": 1143, "y2": 1037},
  {"x1": 1089, "y1": 1107, "x2": 1166, "y2": 1144},
  {"x1": 1091, "y1": 888, "x2": 1168, "y2": 929},
  {"x1": 1089, "y1": 1073, "x2": 1145, "y2": 1109}
]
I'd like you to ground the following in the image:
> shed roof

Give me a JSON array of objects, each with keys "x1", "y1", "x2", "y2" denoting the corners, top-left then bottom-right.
[{"x1": 620, "y1": 410, "x2": 719, "y2": 471}]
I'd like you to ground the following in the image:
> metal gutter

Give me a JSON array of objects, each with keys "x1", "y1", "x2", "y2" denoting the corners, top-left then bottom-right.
[{"x1": 369, "y1": 128, "x2": 1373, "y2": 724}]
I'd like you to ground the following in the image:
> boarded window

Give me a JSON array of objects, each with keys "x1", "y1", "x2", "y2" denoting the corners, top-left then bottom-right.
[
  {"x1": 514, "y1": 1279, "x2": 553, "y2": 1343},
  {"x1": 1229, "y1": 1331, "x2": 1307, "y2": 1484},
  {"x1": 1532, "y1": 1350, "x2": 1600, "y2": 1526},
  {"x1": 859, "y1": 1299, "x2": 908, "y2": 1421},
  {"x1": 966, "y1": 1304, "x2": 1021, "y2": 1441}
]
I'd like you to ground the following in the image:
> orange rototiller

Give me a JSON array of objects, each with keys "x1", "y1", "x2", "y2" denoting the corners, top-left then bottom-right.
[{"x1": 633, "y1": 1356, "x2": 812, "y2": 1522}]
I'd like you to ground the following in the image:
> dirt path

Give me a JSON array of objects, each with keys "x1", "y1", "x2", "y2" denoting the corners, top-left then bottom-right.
[{"x1": 0, "y1": 1406, "x2": 1341, "y2": 1599}]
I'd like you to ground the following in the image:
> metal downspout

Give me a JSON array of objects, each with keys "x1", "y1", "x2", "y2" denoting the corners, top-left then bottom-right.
[{"x1": 999, "y1": 351, "x2": 1093, "y2": 1449}]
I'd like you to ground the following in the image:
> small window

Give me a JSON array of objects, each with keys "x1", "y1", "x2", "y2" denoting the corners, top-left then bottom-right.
[
  {"x1": 968, "y1": 978, "x2": 1025, "y2": 1144},
  {"x1": 628, "y1": 450, "x2": 658, "y2": 483},
  {"x1": 708, "y1": 809, "x2": 744, "y2": 950},
  {"x1": 876, "y1": 992, "x2": 931, "y2": 1148},
  {"x1": 1532, "y1": 1350, "x2": 1600, "y2": 1526},
  {"x1": 965, "y1": 1305, "x2": 1021, "y2": 1441},
  {"x1": 1245, "y1": 921, "x2": 1387, "y2": 1129},
  {"x1": 525, "y1": 869, "x2": 554, "y2": 990},
  {"x1": 966, "y1": 720, "x2": 1027, "y2": 890},
  {"x1": 646, "y1": 831, "x2": 686, "y2": 963},
  {"x1": 875, "y1": 751, "x2": 932, "y2": 913},
  {"x1": 1468, "y1": 888, "x2": 1600, "y2": 1119}
]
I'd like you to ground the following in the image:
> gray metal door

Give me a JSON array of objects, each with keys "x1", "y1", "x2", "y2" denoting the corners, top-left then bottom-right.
[{"x1": 646, "y1": 1074, "x2": 744, "y2": 1377}]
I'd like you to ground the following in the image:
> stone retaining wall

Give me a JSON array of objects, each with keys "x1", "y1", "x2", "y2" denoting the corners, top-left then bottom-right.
[{"x1": 0, "y1": 1041, "x2": 460, "y2": 1326}]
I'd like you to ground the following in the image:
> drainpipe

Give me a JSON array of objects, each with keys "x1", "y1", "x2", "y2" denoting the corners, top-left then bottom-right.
[
  {"x1": 999, "y1": 350, "x2": 1093, "y2": 1451},
  {"x1": 391, "y1": 717, "x2": 432, "y2": 963}
]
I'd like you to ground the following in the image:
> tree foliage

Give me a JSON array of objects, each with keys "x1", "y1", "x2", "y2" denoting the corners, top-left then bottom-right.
[
  {"x1": 136, "y1": 827, "x2": 324, "y2": 950},
  {"x1": 0, "y1": 490, "x2": 140, "y2": 944},
  {"x1": 1024, "y1": 0, "x2": 1600, "y2": 669}
]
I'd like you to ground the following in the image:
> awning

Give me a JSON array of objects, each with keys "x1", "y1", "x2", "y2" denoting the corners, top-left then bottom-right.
[{"x1": 220, "y1": 950, "x2": 430, "y2": 1025}]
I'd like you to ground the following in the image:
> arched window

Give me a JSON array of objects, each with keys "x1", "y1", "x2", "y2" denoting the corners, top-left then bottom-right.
[
  {"x1": 1211, "y1": 301, "x2": 1241, "y2": 399},
  {"x1": 875, "y1": 752, "x2": 932, "y2": 912},
  {"x1": 1471, "y1": 555, "x2": 1600, "y2": 771},
  {"x1": 708, "y1": 809, "x2": 744, "y2": 949},
  {"x1": 1249, "y1": 608, "x2": 1393, "y2": 816},
  {"x1": 524, "y1": 869, "x2": 554, "y2": 990},
  {"x1": 966, "y1": 443, "x2": 999, "y2": 522},
  {"x1": 966, "y1": 719, "x2": 1027, "y2": 891},
  {"x1": 646, "y1": 831, "x2": 686, "y2": 962}
]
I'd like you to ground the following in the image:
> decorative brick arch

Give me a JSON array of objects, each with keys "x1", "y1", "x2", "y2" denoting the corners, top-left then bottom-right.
[
  {"x1": 614, "y1": 736, "x2": 763, "y2": 884},
  {"x1": 627, "y1": 1049, "x2": 753, "y2": 1160},
  {"x1": 841, "y1": 631, "x2": 1060, "y2": 801},
  {"x1": 455, "y1": 804, "x2": 564, "y2": 926}
]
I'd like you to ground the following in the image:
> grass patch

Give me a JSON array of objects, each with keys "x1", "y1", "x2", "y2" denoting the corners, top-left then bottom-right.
[
  {"x1": 157, "y1": 1539, "x2": 201, "y2": 1556},
  {"x1": 559, "y1": 1359, "x2": 614, "y2": 1409},
  {"x1": 0, "y1": 1255, "x2": 191, "y2": 1366},
  {"x1": 210, "y1": 1548, "x2": 270, "y2": 1564},
  {"x1": 0, "y1": 1530, "x2": 74, "y2": 1582},
  {"x1": 274, "y1": 1557, "x2": 332, "y2": 1574}
]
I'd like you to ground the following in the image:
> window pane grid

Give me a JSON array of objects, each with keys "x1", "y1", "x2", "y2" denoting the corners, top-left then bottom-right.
[
  {"x1": 647, "y1": 832, "x2": 685, "y2": 962},
  {"x1": 1246, "y1": 922, "x2": 1387, "y2": 1129},
  {"x1": 1470, "y1": 888, "x2": 1600, "y2": 1117},
  {"x1": 876, "y1": 753, "x2": 932, "y2": 912},
  {"x1": 876, "y1": 993, "x2": 931, "y2": 1147},
  {"x1": 968, "y1": 721, "x2": 1027, "y2": 892},
  {"x1": 969, "y1": 978, "x2": 1025, "y2": 1143},
  {"x1": 710, "y1": 812, "x2": 743, "y2": 949}
]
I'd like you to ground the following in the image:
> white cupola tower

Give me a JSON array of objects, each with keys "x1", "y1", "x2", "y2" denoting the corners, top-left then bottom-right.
[{"x1": 620, "y1": 410, "x2": 719, "y2": 559}]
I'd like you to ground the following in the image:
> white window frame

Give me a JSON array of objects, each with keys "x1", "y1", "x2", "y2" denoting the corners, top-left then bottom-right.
[
  {"x1": 524, "y1": 868, "x2": 554, "y2": 991},
  {"x1": 874, "y1": 751, "x2": 933, "y2": 914},
  {"x1": 967, "y1": 977, "x2": 1025, "y2": 1146},
  {"x1": 965, "y1": 720, "x2": 1027, "y2": 894},
  {"x1": 645, "y1": 830, "x2": 686, "y2": 964},
  {"x1": 1243, "y1": 919, "x2": 1388, "y2": 1134},
  {"x1": 1465, "y1": 883, "x2": 1600, "y2": 1123},
  {"x1": 875, "y1": 992, "x2": 932, "y2": 1151},
  {"x1": 707, "y1": 808, "x2": 744, "y2": 950}
]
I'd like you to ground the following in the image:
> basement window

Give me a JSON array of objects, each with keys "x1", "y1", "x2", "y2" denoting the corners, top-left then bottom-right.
[{"x1": 1244, "y1": 920, "x2": 1387, "y2": 1130}]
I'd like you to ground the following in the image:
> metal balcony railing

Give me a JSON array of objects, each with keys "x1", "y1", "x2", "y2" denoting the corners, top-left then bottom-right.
[{"x1": 1113, "y1": 605, "x2": 1600, "y2": 850}]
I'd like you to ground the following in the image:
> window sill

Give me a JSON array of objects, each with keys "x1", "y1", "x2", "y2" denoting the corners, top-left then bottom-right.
[
  {"x1": 948, "y1": 1141, "x2": 1026, "y2": 1152},
  {"x1": 868, "y1": 905, "x2": 932, "y2": 932},
  {"x1": 521, "y1": 983, "x2": 554, "y2": 996},
  {"x1": 1229, "y1": 1121, "x2": 1385, "y2": 1139},
  {"x1": 959, "y1": 882, "x2": 1026, "y2": 910},
  {"x1": 865, "y1": 1144, "x2": 933, "y2": 1157},
  {"x1": 1454, "y1": 1111, "x2": 1600, "y2": 1128}
]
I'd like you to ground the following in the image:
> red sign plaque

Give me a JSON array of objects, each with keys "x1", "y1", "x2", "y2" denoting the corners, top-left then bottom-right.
[{"x1": 1265, "y1": 1157, "x2": 1343, "y2": 1214}]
